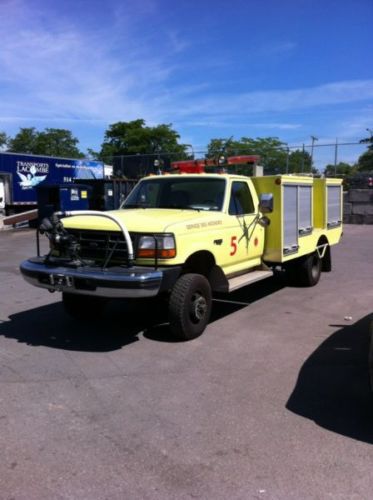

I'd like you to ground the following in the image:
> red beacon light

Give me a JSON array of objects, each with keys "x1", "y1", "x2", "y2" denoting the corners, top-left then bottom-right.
[
  {"x1": 171, "y1": 155, "x2": 261, "y2": 174},
  {"x1": 226, "y1": 155, "x2": 260, "y2": 166},
  {"x1": 171, "y1": 160, "x2": 205, "y2": 174}
]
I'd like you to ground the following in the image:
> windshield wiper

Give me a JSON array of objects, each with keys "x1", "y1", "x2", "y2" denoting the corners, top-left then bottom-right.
[
  {"x1": 158, "y1": 205, "x2": 200, "y2": 211},
  {"x1": 122, "y1": 204, "x2": 148, "y2": 209}
]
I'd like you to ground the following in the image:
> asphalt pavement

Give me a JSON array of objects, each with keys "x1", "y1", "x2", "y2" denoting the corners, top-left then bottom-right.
[{"x1": 0, "y1": 225, "x2": 373, "y2": 500}]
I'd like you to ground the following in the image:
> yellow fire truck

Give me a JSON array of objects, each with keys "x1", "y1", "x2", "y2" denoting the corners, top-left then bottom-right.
[{"x1": 20, "y1": 156, "x2": 343, "y2": 340}]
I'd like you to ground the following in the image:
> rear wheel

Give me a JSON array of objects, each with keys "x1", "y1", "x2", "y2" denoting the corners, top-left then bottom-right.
[
  {"x1": 168, "y1": 273, "x2": 212, "y2": 341},
  {"x1": 369, "y1": 319, "x2": 373, "y2": 393},
  {"x1": 62, "y1": 293, "x2": 107, "y2": 320},
  {"x1": 287, "y1": 252, "x2": 322, "y2": 287}
]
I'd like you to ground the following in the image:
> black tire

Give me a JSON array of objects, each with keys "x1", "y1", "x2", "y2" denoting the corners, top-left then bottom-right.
[
  {"x1": 369, "y1": 319, "x2": 373, "y2": 393},
  {"x1": 62, "y1": 292, "x2": 107, "y2": 321},
  {"x1": 168, "y1": 273, "x2": 212, "y2": 341},
  {"x1": 288, "y1": 252, "x2": 322, "y2": 287}
]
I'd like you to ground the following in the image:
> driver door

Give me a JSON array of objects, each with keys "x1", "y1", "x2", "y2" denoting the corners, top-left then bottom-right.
[{"x1": 222, "y1": 180, "x2": 265, "y2": 275}]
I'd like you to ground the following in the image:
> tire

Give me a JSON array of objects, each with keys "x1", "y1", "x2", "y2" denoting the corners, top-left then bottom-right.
[
  {"x1": 62, "y1": 292, "x2": 107, "y2": 321},
  {"x1": 288, "y1": 252, "x2": 322, "y2": 287},
  {"x1": 369, "y1": 319, "x2": 373, "y2": 393},
  {"x1": 168, "y1": 273, "x2": 212, "y2": 341}
]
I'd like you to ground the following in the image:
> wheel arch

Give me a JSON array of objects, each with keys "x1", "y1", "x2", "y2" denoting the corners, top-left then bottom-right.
[
  {"x1": 316, "y1": 235, "x2": 332, "y2": 272},
  {"x1": 182, "y1": 250, "x2": 227, "y2": 292}
]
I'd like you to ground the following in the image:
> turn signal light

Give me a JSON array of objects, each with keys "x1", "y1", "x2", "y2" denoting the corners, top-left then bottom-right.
[
  {"x1": 137, "y1": 234, "x2": 176, "y2": 259},
  {"x1": 137, "y1": 248, "x2": 176, "y2": 259}
]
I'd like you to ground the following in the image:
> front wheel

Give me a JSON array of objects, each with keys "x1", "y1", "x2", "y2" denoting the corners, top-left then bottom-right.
[
  {"x1": 168, "y1": 273, "x2": 212, "y2": 341},
  {"x1": 62, "y1": 293, "x2": 107, "y2": 321}
]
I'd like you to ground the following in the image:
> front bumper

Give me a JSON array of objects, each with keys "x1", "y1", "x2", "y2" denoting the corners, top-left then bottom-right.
[{"x1": 20, "y1": 257, "x2": 181, "y2": 298}]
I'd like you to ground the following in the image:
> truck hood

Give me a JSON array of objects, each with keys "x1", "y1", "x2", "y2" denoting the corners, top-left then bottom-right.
[{"x1": 61, "y1": 208, "x2": 223, "y2": 233}]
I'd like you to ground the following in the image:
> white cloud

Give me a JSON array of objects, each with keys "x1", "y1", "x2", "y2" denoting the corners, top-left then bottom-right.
[
  {"x1": 0, "y1": 0, "x2": 175, "y2": 123},
  {"x1": 0, "y1": 0, "x2": 372, "y2": 158},
  {"x1": 334, "y1": 108, "x2": 373, "y2": 140},
  {"x1": 171, "y1": 80, "x2": 373, "y2": 118},
  {"x1": 180, "y1": 120, "x2": 301, "y2": 130}
]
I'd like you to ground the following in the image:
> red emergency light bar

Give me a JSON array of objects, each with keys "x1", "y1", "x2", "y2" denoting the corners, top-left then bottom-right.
[
  {"x1": 226, "y1": 155, "x2": 260, "y2": 165},
  {"x1": 171, "y1": 160, "x2": 206, "y2": 173},
  {"x1": 171, "y1": 155, "x2": 260, "y2": 173}
]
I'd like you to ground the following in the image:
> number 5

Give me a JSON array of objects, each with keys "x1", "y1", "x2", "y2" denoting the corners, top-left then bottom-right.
[{"x1": 230, "y1": 236, "x2": 237, "y2": 256}]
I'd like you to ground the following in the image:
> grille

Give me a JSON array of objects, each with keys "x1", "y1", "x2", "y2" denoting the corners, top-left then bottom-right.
[{"x1": 68, "y1": 229, "x2": 133, "y2": 265}]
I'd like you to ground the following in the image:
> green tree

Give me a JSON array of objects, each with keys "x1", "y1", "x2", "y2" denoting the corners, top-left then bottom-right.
[
  {"x1": 98, "y1": 120, "x2": 188, "y2": 160},
  {"x1": 359, "y1": 133, "x2": 373, "y2": 150},
  {"x1": 206, "y1": 137, "x2": 236, "y2": 158},
  {"x1": 356, "y1": 150, "x2": 373, "y2": 172},
  {"x1": 288, "y1": 150, "x2": 316, "y2": 174},
  {"x1": 8, "y1": 127, "x2": 38, "y2": 153},
  {"x1": 34, "y1": 128, "x2": 83, "y2": 157},
  {"x1": 206, "y1": 136, "x2": 287, "y2": 171},
  {"x1": 8, "y1": 127, "x2": 84, "y2": 157},
  {"x1": 240, "y1": 137, "x2": 287, "y2": 169},
  {"x1": 0, "y1": 131, "x2": 8, "y2": 150},
  {"x1": 355, "y1": 133, "x2": 373, "y2": 171},
  {"x1": 323, "y1": 162, "x2": 356, "y2": 177}
]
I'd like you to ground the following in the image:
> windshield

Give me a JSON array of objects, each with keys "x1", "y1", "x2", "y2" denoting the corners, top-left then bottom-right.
[{"x1": 122, "y1": 177, "x2": 226, "y2": 211}]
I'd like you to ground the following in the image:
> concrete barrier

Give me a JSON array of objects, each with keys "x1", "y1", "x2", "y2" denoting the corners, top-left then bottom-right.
[{"x1": 344, "y1": 189, "x2": 373, "y2": 224}]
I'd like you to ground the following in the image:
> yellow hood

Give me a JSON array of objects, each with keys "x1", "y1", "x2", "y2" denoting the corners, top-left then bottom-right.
[{"x1": 61, "y1": 208, "x2": 222, "y2": 234}]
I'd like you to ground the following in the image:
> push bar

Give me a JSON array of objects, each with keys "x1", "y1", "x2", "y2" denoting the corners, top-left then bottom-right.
[{"x1": 55, "y1": 210, "x2": 134, "y2": 261}]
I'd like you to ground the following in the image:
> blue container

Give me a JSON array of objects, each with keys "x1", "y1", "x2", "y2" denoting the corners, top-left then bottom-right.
[{"x1": 36, "y1": 184, "x2": 92, "y2": 222}]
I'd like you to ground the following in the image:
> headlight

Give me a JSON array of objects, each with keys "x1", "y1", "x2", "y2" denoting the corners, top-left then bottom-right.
[{"x1": 137, "y1": 234, "x2": 176, "y2": 259}]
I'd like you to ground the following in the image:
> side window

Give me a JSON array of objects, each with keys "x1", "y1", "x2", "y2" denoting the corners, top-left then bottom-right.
[{"x1": 229, "y1": 181, "x2": 255, "y2": 215}]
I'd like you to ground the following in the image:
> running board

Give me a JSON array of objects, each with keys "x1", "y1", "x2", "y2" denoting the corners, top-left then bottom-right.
[{"x1": 228, "y1": 269, "x2": 273, "y2": 292}]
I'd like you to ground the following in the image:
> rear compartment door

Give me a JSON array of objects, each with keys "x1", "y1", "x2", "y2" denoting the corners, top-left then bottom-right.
[{"x1": 283, "y1": 183, "x2": 313, "y2": 256}]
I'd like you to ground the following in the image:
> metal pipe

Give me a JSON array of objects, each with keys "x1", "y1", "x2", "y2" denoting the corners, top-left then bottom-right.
[{"x1": 36, "y1": 228, "x2": 40, "y2": 257}]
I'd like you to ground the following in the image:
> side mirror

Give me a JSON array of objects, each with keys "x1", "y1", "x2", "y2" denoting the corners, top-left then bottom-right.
[
  {"x1": 259, "y1": 193, "x2": 273, "y2": 213},
  {"x1": 259, "y1": 216, "x2": 270, "y2": 227}
]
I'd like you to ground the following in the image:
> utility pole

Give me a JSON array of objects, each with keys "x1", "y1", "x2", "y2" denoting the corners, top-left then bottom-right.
[
  {"x1": 310, "y1": 135, "x2": 318, "y2": 170},
  {"x1": 285, "y1": 145, "x2": 289, "y2": 174},
  {"x1": 301, "y1": 144, "x2": 305, "y2": 173},
  {"x1": 334, "y1": 138, "x2": 338, "y2": 176}
]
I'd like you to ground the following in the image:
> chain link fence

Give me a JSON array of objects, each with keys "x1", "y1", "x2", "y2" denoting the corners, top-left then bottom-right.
[{"x1": 101, "y1": 141, "x2": 371, "y2": 185}]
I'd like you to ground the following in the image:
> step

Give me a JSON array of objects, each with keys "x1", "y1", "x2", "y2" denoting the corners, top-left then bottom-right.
[{"x1": 228, "y1": 269, "x2": 273, "y2": 292}]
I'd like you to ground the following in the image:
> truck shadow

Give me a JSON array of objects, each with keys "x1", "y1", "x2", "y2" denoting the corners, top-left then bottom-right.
[
  {"x1": 0, "y1": 277, "x2": 284, "y2": 350},
  {"x1": 144, "y1": 276, "x2": 285, "y2": 342},
  {"x1": 0, "y1": 299, "x2": 172, "y2": 352},
  {"x1": 286, "y1": 313, "x2": 373, "y2": 444},
  {"x1": 214, "y1": 275, "x2": 284, "y2": 320}
]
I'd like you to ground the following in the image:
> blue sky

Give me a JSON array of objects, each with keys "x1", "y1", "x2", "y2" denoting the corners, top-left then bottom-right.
[{"x1": 0, "y1": 0, "x2": 372, "y2": 167}]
